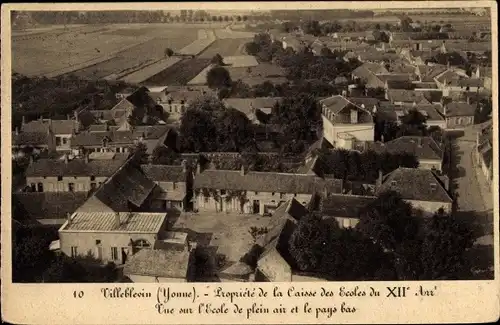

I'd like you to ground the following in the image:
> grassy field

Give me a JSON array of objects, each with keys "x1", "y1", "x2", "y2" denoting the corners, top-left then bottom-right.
[
  {"x1": 12, "y1": 24, "x2": 205, "y2": 77},
  {"x1": 141, "y1": 58, "x2": 211, "y2": 86},
  {"x1": 70, "y1": 32, "x2": 198, "y2": 80},
  {"x1": 198, "y1": 38, "x2": 251, "y2": 58}
]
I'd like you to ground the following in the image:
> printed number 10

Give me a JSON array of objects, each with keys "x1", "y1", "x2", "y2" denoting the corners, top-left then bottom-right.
[{"x1": 73, "y1": 291, "x2": 84, "y2": 298}]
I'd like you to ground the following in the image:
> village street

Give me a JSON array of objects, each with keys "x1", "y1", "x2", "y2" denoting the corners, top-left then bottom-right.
[{"x1": 449, "y1": 126, "x2": 494, "y2": 278}]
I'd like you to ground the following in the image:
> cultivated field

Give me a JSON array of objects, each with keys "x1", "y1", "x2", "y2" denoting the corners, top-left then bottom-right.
[
  {"x1": 12, "y1": 24, "x2": 213, "y2": 78},
  {"x1": 141, "y1": 58, "x2": 211, "y2": 86},
  {"x1": 198, "y1": 38, "x2": 251, "y2": 58},
  {"x1": 119, "y1": 57, "x2": 182, "y2": 84},
  {"x1": 70, "y1": 31, "x2": 197, "y2": 80},
  {"x1": 187, "y1": 64, "x2": 215, "y2": 85}
]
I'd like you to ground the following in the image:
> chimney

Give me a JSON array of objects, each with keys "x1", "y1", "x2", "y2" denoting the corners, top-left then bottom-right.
[
  {"x1": 377, "y1": 169, "x2": 383, "y2": 187},
  {"x1": 418, "y1": 137, "x2": 422, "y2": 147},
  {"x1": 85, "y1": 153, "x2": 90, "y2": 163},
  {"x1": 196, "y1": 162, "x2": 201, "y2": 174},
  {"x1": 29, "y1": 155, "x2": 34, "y2": 165},
  {"x1": 240, "y1": 164, "x2": 246, "y2": 176},
  {"x1": 15, "y1": 127, "x2": 19, "y2": 135},
  {"x1": 114, "y1": 212, "x2": 121, "y2": 228},
  {"x1": 67, "y1": 114, "x2": 71, "y2": 120},
  {"x1": 66, "y1": 212, "x2": 72, "y2": 224},
  {"x1": 181, "y1": 159, "x2": 187, "y2": 173},
  {"x1": 64, "y1": 154, "x2": 69, "y2": 164},
  {"x1": 22, "y1": 116, "x2": 26, "y2": 126},
  {"x1": 342, "y1": 90, "x2": 347, "y2": 97},
  {"x1": 466, "y1": 96, "x2": 470, "y2": 105}
]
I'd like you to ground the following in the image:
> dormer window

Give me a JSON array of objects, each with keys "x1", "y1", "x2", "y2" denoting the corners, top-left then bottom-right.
[
  {"x1": 430, "y1": 183, "x2": 437, "y2": 191},
  {"x1": 391, "y1": 181, "x2": 397, "y2": 186}
]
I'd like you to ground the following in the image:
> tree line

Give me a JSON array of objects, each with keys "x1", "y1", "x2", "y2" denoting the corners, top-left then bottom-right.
[{"x1": 288, "y1": 191, "x2": 475, "y2": 280}]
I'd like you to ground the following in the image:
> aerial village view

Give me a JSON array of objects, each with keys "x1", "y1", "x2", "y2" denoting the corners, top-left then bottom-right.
[{"x1": 10, "y1": 7, "x2": 494, "y2": 283}]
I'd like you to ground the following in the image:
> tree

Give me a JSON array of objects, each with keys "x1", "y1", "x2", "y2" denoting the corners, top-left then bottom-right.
[
  {"x1": 151, "y1": 145, "x2": 179, "y2": 165},
  {"x1": 164, "y1": 47, "x2": 174, "y2": 57},
  {"x1": 179, "y1": 108, "x2": 217, "y2": 152},
  {"x1": 245, "y1": 41, "x2": 261, "y2": 56},
  {"x1": 131, "y1": 142, "x2": 149, "y2": 165},
  {"x1": 320, "y1": 46, "x2": 333, "y2": 57},
  {"x1": 211, "y1": 53, "x2": 224, "y2": 66},
  {"x1": 12, "y1": 225, "x2": 57, "y2": 282},
  {"x1": 206, "y1": 66, "x2": 232, "y2": 90},
  {"x1": 289, "y1": 213, "x2": 330, "y2": 271},
  {"x1": 242, "y1": 15, "x2": 248, "y2": 21},
  {"x1": 214, "y1": 108, "x2": 255, "y2": 152},
  {"x1": 399, "y1": 108, "x2": 428, "y2": 136},
  {"x1": 236, "y1": 15, "x2": 242, "y2": 22},
  {"x1": 356, "y1": 191, "x2": 420, "y2": 251},
  {"x1": 418, "y1": 210, "x2": 474, "y2": 279},
  {"x1": 289, "y1": 213, "x2": 395, "y2": 280}
]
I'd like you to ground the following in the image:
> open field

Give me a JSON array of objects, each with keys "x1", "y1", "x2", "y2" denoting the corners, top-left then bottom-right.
[
  {"x1": 223, "y1": 55, "x2": 259, "y2": 68},
  {"x1": 69, "y1": 32, "x2": 198, "y2": 80},
  {"x1": 141, "y1": 58, "x2": 211, "y2": 86},
  {"x1": 214, "y1": 27, "x2": 255, "y2": 39},
  {"x1": 12, "y1": 24, "x2": 208, "y2": 77},
  {"x1": 198, "y1": 38, "x2": 251, "y2": 58}
]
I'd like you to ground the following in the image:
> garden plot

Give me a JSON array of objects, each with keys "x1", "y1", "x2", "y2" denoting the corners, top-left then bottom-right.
[
  {"x1": 187, "y1": 64, "x2": 215, "y2": 85},
  {"x1": 141, "y1": 58, "x2": 211, "y2": 86},
  {"x1": 198, "y1": 38, "x2": 251, "y2": 58},
  {"x1": 177, "y1": 31, "x2": 216, "y2": 56},
  {"x1": 120, "y1": 57, "x2": 183, "y2": 84}
]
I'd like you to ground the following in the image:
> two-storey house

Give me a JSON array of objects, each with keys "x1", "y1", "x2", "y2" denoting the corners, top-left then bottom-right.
[
  {"x1": 320, "y1": 95, "x2": 375, "y2": 149},
  {"x1": 368, "y1": 136, "x2": 444, "y2": 172},
  {"x1": 20, "y1": 115, "x2": 79, "y2": 152},
  {"x1": 192, "y1": 165, "x2": 343, "y2": 215},
  {"x1": 58, "y1": 211, "x2": 169, "y2": 264},
  {"x1": 140, "y1": 162, "x2": 191, "y2": 211},
  {"x1": 71, "y1": 125, "x2": 176, "y2": 155},
  {"x1": 376, "y1": 167, "x2": 453, "y2": 216},
  {"x1": 24, "y1": 153, "x2": 128, "y2": 193}
]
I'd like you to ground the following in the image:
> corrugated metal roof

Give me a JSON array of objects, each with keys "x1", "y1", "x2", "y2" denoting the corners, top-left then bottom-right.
[{"x1": 61, "y1": 212, "x2": 166, "y2": 233}]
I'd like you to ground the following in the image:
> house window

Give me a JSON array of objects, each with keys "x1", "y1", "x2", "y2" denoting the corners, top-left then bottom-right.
[
  {"x1": 391, "y1": 181, "x2": 397, "y2": 186},
  {"x1": 220, "y1": 189, "x2": 226, "y2": 195},
  {"x1": 71, "y1": 246, "x2": 78, "y2": 258},
  {"x1": 173, "y1": 182, "x2": 177, "y2": 190},
  {"x1": 280, "y1": 193, "x2": 285, "y2": 199},
  {"x1": 111, "y1": 247, "x2": 118, "y2": 260},
  {"x1": 254, "y1": 191, "x2": 259, "y2": 195},
  {"x1": 95, "y1": 240, "x2": 101, "y2": 245},
  {"x1": 30, "y1": 183, "x2": 36, "y2": 192},
  {"x1": 62, "y1": 138, "x2": 68, "y2": 145},
  {"x1": 90, "y1": 176, "x2": 96, "y2": 181},
  {"x1": 68, "y1": 183, "x2": 75, "y2": 192},
  {"x1": 133, "y1": 239, "x2": 151, "y2": 252},
  {"x1": 57, "y1": 176, "x2": 63, "y2": 181},
  {"x1": 271, "y1": 192, "x2": 275, "y2": 196},
  {"x1": 90, "y1": 183, "x2": 97, "y2": 190},
  {"x1": 37, "y1": 183, "x2": 44, "y2": 192},
  {"x1": 204, "y1": 196, "x2": 209, "y2": 203},
  {"x1": 56, "y1": 137, "x2": 62, "y2": 146}
]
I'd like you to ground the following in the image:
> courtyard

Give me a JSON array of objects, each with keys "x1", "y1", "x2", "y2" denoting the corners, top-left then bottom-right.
[{"x1": 170, "y1": 211, "x2": 271, "y2": 262}]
